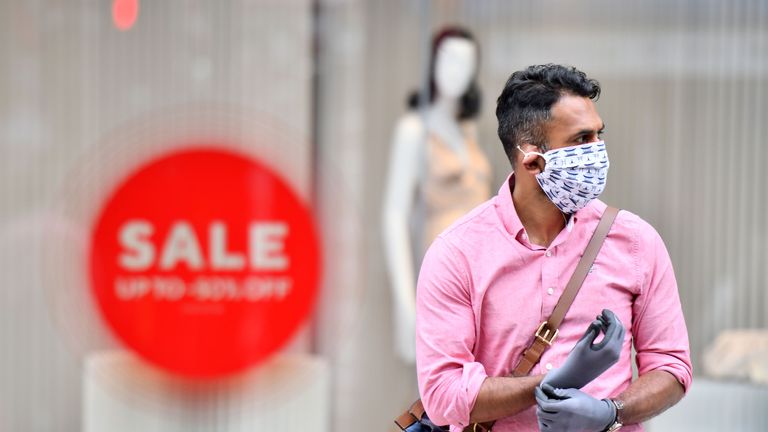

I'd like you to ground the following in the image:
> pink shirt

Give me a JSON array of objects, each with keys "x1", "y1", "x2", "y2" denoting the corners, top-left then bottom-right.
[{"x1": 415, "y1": 175, "x2": 692, "y2": 431}]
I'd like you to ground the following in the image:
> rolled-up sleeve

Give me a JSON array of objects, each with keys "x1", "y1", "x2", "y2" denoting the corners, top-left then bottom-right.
[
  {"x1": 416, "y1": 236, "x2": 487, "y2": 428},
  {"x1": 632, "y1": 223, "x2": 693, "y2": 392}
]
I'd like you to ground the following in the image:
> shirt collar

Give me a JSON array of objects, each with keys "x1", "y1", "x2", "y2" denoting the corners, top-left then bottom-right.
[
  {"x1": 495, "y1": 173, "x2": 603, "y2": 244},
  {"x1": 495, "y1": 173, "x2": 525, "y2": 239}
]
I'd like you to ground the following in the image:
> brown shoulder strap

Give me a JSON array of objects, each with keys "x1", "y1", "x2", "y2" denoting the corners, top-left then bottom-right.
[{"x1": 512, "y1": 206, "x2": 620, "y2": 377}]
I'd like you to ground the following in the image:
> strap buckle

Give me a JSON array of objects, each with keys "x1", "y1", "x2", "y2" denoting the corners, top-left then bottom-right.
[{"x1": 535, "y1": 321, "x2": 558, "y2": 346}]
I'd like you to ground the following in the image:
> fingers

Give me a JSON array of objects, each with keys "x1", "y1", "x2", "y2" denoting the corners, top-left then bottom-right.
[
  {"x1": 540, "y1": 383, "x2": 559, "y2": 398},
  {"x1": 577, "y1": 319, "x2": 602, "y2": 345},
  {"x1": 552, "y1": 387, "x2": 580, "y2": 399},
  {"x1": 536, "y1": 406, "x2": 558, "y2": 422},
  {"x1": 596, "y1": 315, "x2": 617, "y2": 349},
  {"x1": 604, "y1": 309, "x2": 626, "y2": 347},
  {"x1": 535, "y1": 385, "x2": 562, "y2": 413},
  {"x1": 597, "y1": 313, "x2": 609, "y2": 328},
  {"x1": 592, "y1": 309, "x2": 623, "y2": 350},
  {"x1": 602, "y1": 309, "x2": 623, "y2": 331},
  {"x1": 535, "y1": 385, "x2": 552, "y2": 404}
]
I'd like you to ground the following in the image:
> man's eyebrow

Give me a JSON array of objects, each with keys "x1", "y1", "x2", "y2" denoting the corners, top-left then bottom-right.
[{"x1": 570, "y1": 123, "x2": 606, "y2": 139}]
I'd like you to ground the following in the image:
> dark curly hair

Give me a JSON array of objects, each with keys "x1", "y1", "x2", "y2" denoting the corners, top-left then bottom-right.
[
  {"x1": 407, "y1": 26, "x2": 482, "y2": 120},
  {"x1": 496, "y1": 64, "x2": 600, "y2": 166}
]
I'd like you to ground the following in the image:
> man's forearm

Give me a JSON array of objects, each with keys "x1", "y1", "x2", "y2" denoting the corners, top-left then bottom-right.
[
  {"x1": 469, "y1": 375, "x2": 544, "y2": 424},
  {"x1": 616, "y1": 370, "x2": 685, "y2": 425}
]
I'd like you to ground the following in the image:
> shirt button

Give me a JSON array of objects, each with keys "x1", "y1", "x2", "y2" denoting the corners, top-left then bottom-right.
[
  {"x1": 547, "y1": 287, "x2": 554, "y2": 295},
  {"x1": 545, "y1": 250, "x2": 552, "y2": 257},
  {"x1": 545, "y1": 363, "x2": 553, "y2": 370}
]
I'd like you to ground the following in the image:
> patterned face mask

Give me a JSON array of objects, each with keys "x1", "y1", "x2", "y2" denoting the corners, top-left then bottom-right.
[{"x1": 517, "y1": 141, "x2": 609, "y2": 214}]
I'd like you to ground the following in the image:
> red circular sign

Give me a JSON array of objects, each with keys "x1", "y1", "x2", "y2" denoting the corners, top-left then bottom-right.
[{"x1": 89, "y1": 148, "x2": 320, "y2": 377}]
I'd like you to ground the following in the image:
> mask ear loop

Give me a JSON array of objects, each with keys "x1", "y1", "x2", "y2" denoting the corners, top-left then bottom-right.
[{"x1": 516, "y1": 145, "x2": 548, "y2": 160}]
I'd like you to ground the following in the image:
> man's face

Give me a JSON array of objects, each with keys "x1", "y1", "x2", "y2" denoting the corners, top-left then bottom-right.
[
  {"x1": 516, "y1": 93, "x2": 605, "y2": 176},
  {"x1": 543, "y1": 94, "x2": 604, "y2": 151},
  {"x1": 513, "y1": 93, "x2": 608, "y2": 212}
]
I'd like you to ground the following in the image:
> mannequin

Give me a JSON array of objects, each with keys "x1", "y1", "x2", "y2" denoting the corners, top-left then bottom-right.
[{"x1": 383, "y1": 27, "x2": 491, "y2": 363}]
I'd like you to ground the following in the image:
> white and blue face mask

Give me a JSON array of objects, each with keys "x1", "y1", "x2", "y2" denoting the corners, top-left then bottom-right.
[{"x1": 517, "y1": 141, "x2": 609, "y2": 214}]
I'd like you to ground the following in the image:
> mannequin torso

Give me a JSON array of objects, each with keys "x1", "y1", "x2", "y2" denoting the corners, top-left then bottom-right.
[
  {"x1": 421, "y1": 112, "x2": 491, "y2": 247},
  {"x1": 382, "y1": 34, "x2": 491, "y2": 363}
]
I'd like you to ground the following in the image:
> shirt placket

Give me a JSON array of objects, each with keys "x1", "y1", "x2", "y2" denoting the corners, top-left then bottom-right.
[{"x1": 539, "y1": 245, "x2": 560, "y2": 373}]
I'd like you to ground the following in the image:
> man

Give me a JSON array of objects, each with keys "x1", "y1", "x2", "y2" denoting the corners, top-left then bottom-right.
[{"x1": 415, "y1": 64, "x2": 691, "y2": 431}]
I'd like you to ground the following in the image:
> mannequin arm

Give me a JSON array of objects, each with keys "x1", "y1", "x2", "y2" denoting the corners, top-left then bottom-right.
[{"x1": 382, "y1": 114, "x2": 425, "y2": 363}]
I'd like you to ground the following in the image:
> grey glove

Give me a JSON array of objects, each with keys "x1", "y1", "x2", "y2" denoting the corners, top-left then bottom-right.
[
  {"x1": 542, "y1": 309, "x2": 625, "y2": 390},
  {"x1": 535, "y1": 383, "x2": 616, "y2": 432}
]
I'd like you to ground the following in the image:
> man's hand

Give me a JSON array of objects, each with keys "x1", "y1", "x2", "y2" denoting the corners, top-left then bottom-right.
[
  {"x1": 535, "y1": 384, "x2": 616, "y2": 432},
  {"x1": 542, "y1": 309, "x2": 625, "y2": 390}
]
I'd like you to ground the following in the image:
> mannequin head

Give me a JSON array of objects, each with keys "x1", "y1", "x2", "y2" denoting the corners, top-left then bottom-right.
[
  {"x1": 434, "y1": 37, "x2": 476, "y2": 99},
  {"x1": 408, "y1": 26, "x2": 482, "y2": 120}
]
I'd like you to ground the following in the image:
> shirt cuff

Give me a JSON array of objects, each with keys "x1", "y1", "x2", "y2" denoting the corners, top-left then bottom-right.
[
  {"x1": 423, "y1": 361, "x2": 488, "y2": 428},
  {"x1": 636, "y1": 352, "x2": 693, "y2": 393},
  {"x1": 458, "y1": 362, "x2": 488, "y2": 427}
]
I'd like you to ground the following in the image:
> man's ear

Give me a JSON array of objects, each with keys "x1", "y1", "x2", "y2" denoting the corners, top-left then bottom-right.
[{"x1": 519, "y1": 144, "x2": 544, "y2": 175}]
